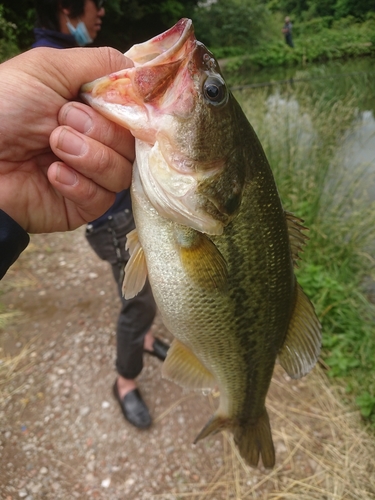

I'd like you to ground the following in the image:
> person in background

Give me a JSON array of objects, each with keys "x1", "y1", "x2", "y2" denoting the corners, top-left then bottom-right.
[
  {"x1": 282, "y1": 16, "x2": 294, "y2": 48},
  {"x1": 32, "y1": 0, "x2": 105, "y2": 48},
  {"x1": 32, "y1": 0, "x2": 169, "y2": 429}
]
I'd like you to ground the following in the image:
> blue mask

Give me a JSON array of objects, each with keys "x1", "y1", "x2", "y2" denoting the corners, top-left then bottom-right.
[{"x1": 66, "y1": 18, "x2": 93, "y2": 46}]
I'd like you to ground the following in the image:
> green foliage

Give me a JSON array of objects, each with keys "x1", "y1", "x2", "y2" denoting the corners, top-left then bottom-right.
[
  {"x1": 97, "y1": 0, "x2": 199, "y2": 51},
  {"x1": 0, "y1": 5, "x2": 20, "y2": 62},
  {"x1": 222, "y1": 15, "x2": 375, "y2": 84},
  {"x1": 356, "y1": 392, "x2": 375, "y2": 418},
  {"x1": 235, "y1": 83, "x2": 375, "y2": 423},
  {"x1": 193, "y1": 0, "x2": 271, "y2": 50},
  {"x1": 268, "y1": 0, "x2": 375, "y2": 20},
  {"x1": 0, "y1": 0, "x2": 199, "y2": 53},
  {"x1": 1, "y1": 0, "x2": 34, "y2": 51}
]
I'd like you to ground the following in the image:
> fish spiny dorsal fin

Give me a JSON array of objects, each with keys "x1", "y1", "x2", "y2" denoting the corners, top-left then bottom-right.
[
  {"x1": 285, "y1": 211, "x2": 309, "y2": 267},
  {"x1": 278, "y1": 282, "x2": 322, "y2": 379},
  {"x1": 122, "y1": 228, "x2": 148, "y2": 299},
  {"x1": 162, "y1": 339, "x2": 216, "y2": 390}
]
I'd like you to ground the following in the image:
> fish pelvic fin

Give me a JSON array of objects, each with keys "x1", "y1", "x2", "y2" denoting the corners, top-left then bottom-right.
[
  {"x1": 122, "y1": 229, "x2": 148, "y2": 299},
  {"x1": 195, "y1": 409, "x2": 275, "y2": 469},
  {"x1": 278, "y1": 282, "x2": 322, "y2": 379},
  {"x1": 162, "y1": 339, "x2": 216, "y2": 390},
  {"x1": 173, "y1": 226, "x2": 228, "y2": 291},
  {"x1": 285, "y1": 211, "x2": 309, "y2": 267}
]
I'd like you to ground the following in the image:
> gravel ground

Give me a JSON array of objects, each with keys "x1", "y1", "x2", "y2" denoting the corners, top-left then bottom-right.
[{"x1": 1, "y1": 229, "x2": 374, "y2": 500}]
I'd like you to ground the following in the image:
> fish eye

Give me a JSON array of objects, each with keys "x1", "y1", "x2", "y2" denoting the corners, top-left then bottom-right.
[{"x1": 203, "y1": 77, "x2": 227, "y2": 106}]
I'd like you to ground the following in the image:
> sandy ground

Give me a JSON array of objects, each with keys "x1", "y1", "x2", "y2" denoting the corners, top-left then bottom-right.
[{"x1": 1, "y1": 229, "x2": 375, "y2": 500}]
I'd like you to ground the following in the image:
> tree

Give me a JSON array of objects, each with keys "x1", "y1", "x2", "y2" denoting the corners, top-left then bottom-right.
[
  {"x1": 193, "y1": 0, "x2": 272, "y2": 50},
  {"x1": 0, "y1": 0, "x2": 200, "y2": 53},
  {"x1": 90, "y1": 0, "x2": 199, "y2": 51},
  {"x1": 267, "y1": 0, "x2": 375, "y2": 19}
]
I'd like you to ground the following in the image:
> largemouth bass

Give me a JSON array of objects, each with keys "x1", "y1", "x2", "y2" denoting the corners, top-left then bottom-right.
[{"x1": 81, "y1": 18, "x2": 321, "y2": 469}]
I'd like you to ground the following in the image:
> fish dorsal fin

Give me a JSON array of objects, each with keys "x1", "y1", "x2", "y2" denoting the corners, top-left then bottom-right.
[
  {"x1": 174, "y1": 226, "x2": 228, "y2": 291},
  {"x1": 162, "y1": 339, "x2": 216, "y2": 390},
  {"x1": 122, "y1": 228, "x2": 148, "y2": 299},
  {"x1": 285, "y1": 211, "x2": 309, "y2": 266},
  {"x1": 278, "y1": 282, "x2": 322, "y2": 379}
]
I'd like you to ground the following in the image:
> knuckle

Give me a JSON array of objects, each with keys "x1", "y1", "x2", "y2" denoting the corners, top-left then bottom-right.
[{"x1": 92, "y1": 145, "x2": 111, "y2": 172}]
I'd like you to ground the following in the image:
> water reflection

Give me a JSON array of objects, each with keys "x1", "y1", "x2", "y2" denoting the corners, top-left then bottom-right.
[{"x1": 232, "y1": 57, "x2": 375, "y2": 202}]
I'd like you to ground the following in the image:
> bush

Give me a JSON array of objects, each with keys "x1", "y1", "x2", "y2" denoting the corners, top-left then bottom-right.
[
  {"x1": 193, "y1": 0, "x2": 271, "y2": 50},
  {"x1": 0, "y1": 5, "x2": 20, "y2": 62}
]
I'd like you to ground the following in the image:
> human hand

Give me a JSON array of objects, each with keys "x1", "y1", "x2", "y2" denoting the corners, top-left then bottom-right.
[{"x1": 0, "y1": 47, "x2": 135, "y2": 234}]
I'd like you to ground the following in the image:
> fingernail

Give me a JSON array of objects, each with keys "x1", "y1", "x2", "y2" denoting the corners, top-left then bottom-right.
[
  {"x1": 57, "y1": 128, "x2": 87, "y2": 156},
  {"x1": 55, "y1": 164, "x2": 78, "y2": 186},
  {"x1": 64, "y1": 106, "x2": 93, "y2": 133}
]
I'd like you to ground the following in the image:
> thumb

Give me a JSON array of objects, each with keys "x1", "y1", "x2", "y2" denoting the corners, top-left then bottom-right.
[{"x1": 30, "y1": 46, "x2": 133, "y2": 100}]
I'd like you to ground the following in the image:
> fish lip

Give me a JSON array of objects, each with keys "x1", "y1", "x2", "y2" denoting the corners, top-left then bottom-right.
[
  {"x1": 81, "y1": 18, "x2": 193, "y2": 98},
  {"x1": 124, "y1": 18, "x2": 194, "y2": 67}
]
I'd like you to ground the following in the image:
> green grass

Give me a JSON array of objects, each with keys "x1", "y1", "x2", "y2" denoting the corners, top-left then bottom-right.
[{"x1": 235, "y1": 84, "x2": 375, "y2": 423}]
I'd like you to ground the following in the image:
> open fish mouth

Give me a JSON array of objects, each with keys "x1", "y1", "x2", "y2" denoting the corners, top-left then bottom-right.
[
  {"x1": 125, "y1": 18, "x2": 194, "y2": 67},
  {"x1": 80, "y1": 18, "x2": 231, "y2": 236},
  {"x1": 81, "y1": 18, "x2": 194, "y2": 98}
]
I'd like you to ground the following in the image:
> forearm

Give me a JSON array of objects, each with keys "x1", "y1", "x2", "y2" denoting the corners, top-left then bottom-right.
[{"x1": 0, "y1": 209, "x2": 30, "y2": 279}]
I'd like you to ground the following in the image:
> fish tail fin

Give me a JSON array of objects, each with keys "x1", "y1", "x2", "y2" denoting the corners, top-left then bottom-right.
[
  {"x1": 194, "y1": 408, "x2": 275, "y2": 469},
  {"x1": 233, "y1": 409, "x2": 275, "y2": 469}
]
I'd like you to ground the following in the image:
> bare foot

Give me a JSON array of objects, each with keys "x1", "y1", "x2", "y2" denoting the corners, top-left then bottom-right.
[
  {"x1": 116, "y1": 375, "x2": 137, "y2": 399},
  {"x1": 143, "y1": 329, "x2": 155, "y2": 352}
]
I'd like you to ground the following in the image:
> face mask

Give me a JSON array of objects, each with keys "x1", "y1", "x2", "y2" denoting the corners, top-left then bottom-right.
[{"x1": 66, "y1": 17, "x2": 93, "y2": 46}]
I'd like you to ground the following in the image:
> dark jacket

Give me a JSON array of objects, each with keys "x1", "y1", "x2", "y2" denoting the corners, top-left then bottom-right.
[
  {"x1": 0, "y1": 210, "x2": 30, "y2": 280},
  {"x1": 32, "y1": 28, "x2": 77, "y2": 49}
]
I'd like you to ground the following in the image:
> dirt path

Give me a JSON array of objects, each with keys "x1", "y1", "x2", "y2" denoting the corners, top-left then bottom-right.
[{"x1": 1, "y1": 229, "x2": 375, "y2": 499}]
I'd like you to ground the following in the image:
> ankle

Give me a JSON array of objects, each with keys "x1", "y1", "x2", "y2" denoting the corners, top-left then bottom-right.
[
  {"x1": 116, "y1": 376, "x2": 137, "y2": 398},
  {"x1": 143, "y1": 330, "x2": 155, "y2": 352}
]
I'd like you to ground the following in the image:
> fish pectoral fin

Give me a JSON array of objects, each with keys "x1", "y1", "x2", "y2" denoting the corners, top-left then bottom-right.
[
  {"x1": 278, "y1": 282, "x2": 322, "y2": 379},
  {"x1": 285, "y1": 211, "x2": 309, "y2": 267},
  {"x1": 174, "y1": 226, "x2": 228, "y2": 291},
  {"x1": 125, "y1": 228, "x2": 139, "y2": 255},
  {"x1": 162, "y1": 339, "x2": 216, "y2": 390},
  {"x1": 122, "y1": 229, "x2": 148, "y2": 299}
]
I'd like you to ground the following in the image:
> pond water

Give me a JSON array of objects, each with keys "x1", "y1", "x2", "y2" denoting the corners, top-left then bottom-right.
[
  {"x1": 231, "y1": 57, "x2": 375, "y2": 202},
  {"x1": 231, "y1": 57, "x2": 375, "y2": 113}
]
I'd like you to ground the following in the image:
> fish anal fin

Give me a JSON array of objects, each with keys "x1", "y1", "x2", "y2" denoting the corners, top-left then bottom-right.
[
  {"x1": 122, "y1": 229, "x2": 148, "y2": 299},
  {"x1": 174, "y1": 226, "x2": 228, "y2": 291},
  {"x1": 233, "y1": 409, "x2": 275, "y2": 469},
  {"x1": 162, "y1": 339, "x2": 216, "y2": 390},
  {"x1": 194, "y1": 413, "x2": 228, "y2": 443},
  {"x1": 278, "y1": 282, "x2": 322, "y2": 379},
  {"x1": 285, "y1": 211, "x2": 309, "y2": 267}
]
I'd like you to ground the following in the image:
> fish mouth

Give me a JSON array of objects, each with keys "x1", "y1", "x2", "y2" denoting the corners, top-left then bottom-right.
[
  {"x1": 81, "y1": 18, "x2": 193, "y2": 95},
  {"x1": 125, "y1": 18, "x2": 194, "y2": 67},
  {"x1": 80, "y1": 19, "x2": 228, "y2": 236},
  {"x1": 80, "y1": 18, "x2": 196, "y2": 137}
]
